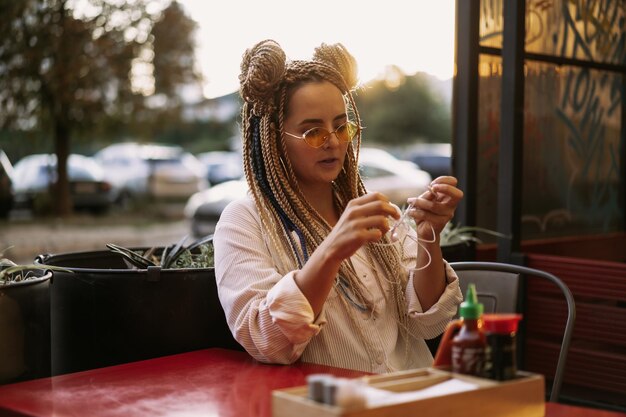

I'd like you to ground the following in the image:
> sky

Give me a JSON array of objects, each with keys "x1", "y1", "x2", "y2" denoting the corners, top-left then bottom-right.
[{"x1": 177, "y1": 0, "x2": 456, "y2": 98}]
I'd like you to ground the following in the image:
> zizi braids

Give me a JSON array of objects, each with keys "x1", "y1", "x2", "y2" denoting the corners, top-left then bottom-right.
[{"x1": 238, "y1": 40, "x2": 412, "y2": 360}]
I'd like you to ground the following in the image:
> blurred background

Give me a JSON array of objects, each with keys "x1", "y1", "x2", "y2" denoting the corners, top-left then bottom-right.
[
  {"x1": 2, "y1": 0, "x2": 626, "y2": 410},
  {"x1": 1, "y1": 0, "x2": 454, "y2": 260}
]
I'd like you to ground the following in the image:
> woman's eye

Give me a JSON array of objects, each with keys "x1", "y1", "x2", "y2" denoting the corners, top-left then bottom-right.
[{"x1": 305, "y1": 127, "x2": 325, "y2": 137}]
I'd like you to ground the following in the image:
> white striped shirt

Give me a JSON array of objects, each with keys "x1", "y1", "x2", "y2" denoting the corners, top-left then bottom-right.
[{"x1": 214, "y1": 195, "x2": 462, "y2": 373}]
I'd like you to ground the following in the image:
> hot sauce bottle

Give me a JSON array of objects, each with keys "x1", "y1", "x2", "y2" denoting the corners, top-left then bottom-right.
[{"x1": 451, "y1": 284, "x2": 486, "y2": 376}]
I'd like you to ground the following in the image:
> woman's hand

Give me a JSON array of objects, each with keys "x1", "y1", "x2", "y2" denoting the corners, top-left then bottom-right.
[
  {"x1": 323, "y1": 192, "x2": 399, "y2": 262},
  {"x1": 407, "y1": 176, "x2": 464, "y2": 241}
]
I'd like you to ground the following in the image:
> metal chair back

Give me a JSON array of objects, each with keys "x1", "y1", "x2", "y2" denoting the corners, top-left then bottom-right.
[{"x1": 450, "y1": 261, "x2": 576, "y2": 403}]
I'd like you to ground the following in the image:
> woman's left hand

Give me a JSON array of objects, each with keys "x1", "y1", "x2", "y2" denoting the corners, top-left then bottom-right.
[{"x1": 407, "y1": 176, "x2": 464, "y2": 241}]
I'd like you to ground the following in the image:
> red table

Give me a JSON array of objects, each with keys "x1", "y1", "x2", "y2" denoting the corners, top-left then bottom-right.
[{"x1": 0, "y1": 348, "x2": 624, "y2": 417}]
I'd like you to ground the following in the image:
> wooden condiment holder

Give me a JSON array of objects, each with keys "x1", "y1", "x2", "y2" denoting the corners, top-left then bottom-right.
[{"x1": 272, "y1": 367, "x2": 545, "y2": 417}]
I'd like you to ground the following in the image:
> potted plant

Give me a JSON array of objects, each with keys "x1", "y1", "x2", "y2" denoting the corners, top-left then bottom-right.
[
  {"x1": 104, "y1": 234, "x2": 214, "y2": 269},
  {"x1": 0, "y1": 248, "x2": 68, "y2": 383},
  {"x1": 35, "y1": 235, "x2": 242, "y2": 376},
  {"x1": 440, "y1": 223, "x2": 509, "y2": 262}
]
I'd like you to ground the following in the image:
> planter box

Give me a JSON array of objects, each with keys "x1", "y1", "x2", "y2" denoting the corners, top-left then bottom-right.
[
  {"x1": 0, "y1": 272, "x2": 51, "y2": 384},
  {"x1": 36, "y1": 248, "x2": 242, "y2": 376}
]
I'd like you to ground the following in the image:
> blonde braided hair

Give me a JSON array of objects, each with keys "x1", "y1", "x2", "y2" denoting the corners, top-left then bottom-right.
[{"x1": 239, "y1": 39, "x2": 412, "y2": 357}]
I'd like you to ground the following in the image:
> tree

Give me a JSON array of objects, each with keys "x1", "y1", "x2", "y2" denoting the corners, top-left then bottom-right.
[
  {"x1": 0, "y1": 0, "x2": 201, "y2": 216},
  {"x1": 355, "y1": 66, "x2": 452, "y2": 146},
  {"x1": 126, "y1": 0, "x2": 204, "y2": 140}
]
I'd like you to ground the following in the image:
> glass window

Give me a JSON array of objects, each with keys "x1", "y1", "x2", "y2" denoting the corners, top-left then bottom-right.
[
  {"x1": 480, "y1": 0, "x2": 626, "y2": 66},
  {"x1": 522, "y1": 62, "x2": 622, "y2": 238},
  {"x1": 476, "y1": 0, "x2": 625, "y2": 241}
]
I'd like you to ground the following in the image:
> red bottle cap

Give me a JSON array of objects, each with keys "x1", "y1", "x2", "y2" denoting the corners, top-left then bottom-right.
[{"x1": 482, "y1": 314, "x2": 522, "y2": 333}]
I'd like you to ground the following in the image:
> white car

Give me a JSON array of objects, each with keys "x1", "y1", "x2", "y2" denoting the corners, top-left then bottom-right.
[
  {"x1": 12, "y1": 153, "x2": 115, "y2": 214},
  {"x1": 95, "y1": 142, "x2": 207, "y2": 204},
  {"x1": 359, "y1": 147, "x2": 432, "y2": 207},
  {"x1": 184, "y1": 178, "x2": 248, "y2": 237},
  {"x1": 185, "y1": 147, "x2": 431, "y2": 237},
  {"x1": 196, "y1": 151, "x2": 243, "y2": 186}
]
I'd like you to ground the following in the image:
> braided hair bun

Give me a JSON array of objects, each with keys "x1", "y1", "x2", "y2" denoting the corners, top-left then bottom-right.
[
  {"x1": 313, "y1": 43, "x2": 358, "y2": 90},
  {"x1": 239, "y1": 39, "x2": 286, "y2": 114}
]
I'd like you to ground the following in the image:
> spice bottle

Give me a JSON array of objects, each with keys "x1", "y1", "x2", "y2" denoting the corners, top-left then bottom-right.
[
  {"x1": 451, "y1": 284, "x2": 486, "y2": 376},
  {"x1": 482, "y1": 313, "x2": 522, "y2": 380}
]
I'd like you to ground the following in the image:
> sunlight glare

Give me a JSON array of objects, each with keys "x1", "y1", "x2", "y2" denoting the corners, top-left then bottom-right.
[{"x1": 178, "y1": 0, "x2": 455, "y2": 98}]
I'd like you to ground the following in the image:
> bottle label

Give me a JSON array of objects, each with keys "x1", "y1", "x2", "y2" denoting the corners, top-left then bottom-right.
[{"x1": 451, "y1": 346, "x2": 485, "y2": 376}]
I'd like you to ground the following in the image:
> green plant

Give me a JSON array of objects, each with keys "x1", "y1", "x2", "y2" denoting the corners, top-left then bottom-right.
[
  {"x1": 0, "y1": 247, "x2": 71, "y2": 285},
  {"x1": 440, "y1": 223, "x2": 510, "y2": 247},
  {"x1": 106, "y1": 234, "x2": 214, "y2": 269}
]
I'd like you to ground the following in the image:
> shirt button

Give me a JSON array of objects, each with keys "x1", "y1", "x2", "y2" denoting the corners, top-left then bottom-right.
[{"x1": 375, "y1": 353, "x2": 384, "y2": 364}]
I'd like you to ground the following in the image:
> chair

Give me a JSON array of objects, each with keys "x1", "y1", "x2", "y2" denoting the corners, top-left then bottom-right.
[{"x1": 449, "y1": 261, "x2": 576, "y2": 403}]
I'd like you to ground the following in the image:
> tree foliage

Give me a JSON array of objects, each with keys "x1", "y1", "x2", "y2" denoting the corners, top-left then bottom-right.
[
  {"x1": 0, "y1": 0, "x2": 201, "y2": 216},
  {"x1": 355, "y1": 66, "x2": 451, "y2": 146}
]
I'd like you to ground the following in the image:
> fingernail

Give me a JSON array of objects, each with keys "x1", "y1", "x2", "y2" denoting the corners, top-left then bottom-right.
[{"x1": 427, "y1": 185, "x2": 439, "y2": 199}]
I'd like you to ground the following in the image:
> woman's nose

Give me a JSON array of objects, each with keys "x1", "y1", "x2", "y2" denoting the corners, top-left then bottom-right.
[{"x1": 323, "y1": 130, "x2": 341, "y2": 149}]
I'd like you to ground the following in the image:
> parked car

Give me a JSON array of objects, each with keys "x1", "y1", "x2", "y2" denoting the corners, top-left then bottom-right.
[
  {"x1": 94, "y1": 142, "x2": 207, "y2": 204},
  {"x1": 406, "y1": 143, "x2": 452, "y2": 179},
  {"x1": 359, "y1": 147, "x2": 432, "y2": 207},
  {"x1": 184, "y1": 178, "x2": 248, "y2": 237},
  {"x1": 196, "y1": 151, "x2": 244, "y2": 186},
  {"x1": 12, "y1": 153, "x2": 114, "y2": 214},
  {"x1": 0, "y1": 150, "x2": 14, "y2": 218},
  {"x1": 185, "y1": 147, "x2": 432, "y2": 237}
]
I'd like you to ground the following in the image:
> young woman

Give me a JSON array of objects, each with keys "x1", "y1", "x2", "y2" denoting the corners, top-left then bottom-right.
[{"x1": 214, "y1": 40, "x2": 464, "y2": 373}]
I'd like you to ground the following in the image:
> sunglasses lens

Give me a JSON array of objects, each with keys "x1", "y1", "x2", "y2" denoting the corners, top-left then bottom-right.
[
  {"x1": 336, "y1": 122, "x2": 359, "y2": 142},
  {"x1": 303, "y1": 127, "x2": 329, "y2": 148},
  {"x1": 300, "y1": 122, "x2": 358, "y2": 147},
  {"x1": 346, "y1": 122, "x2": 359, "y2": 141}
]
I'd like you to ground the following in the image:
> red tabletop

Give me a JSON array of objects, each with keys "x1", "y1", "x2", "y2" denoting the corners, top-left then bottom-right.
[
  {"x1": 0, "y1": 348, "x2": 363, "y2": 417},
  {"x1": 0, "y1": 348, "x2": 624, "y2": 417}
]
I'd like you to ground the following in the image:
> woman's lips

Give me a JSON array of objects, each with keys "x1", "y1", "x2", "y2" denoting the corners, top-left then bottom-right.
[{"x1": 318, "y1": 157, "x2": 339, "y2": 167}]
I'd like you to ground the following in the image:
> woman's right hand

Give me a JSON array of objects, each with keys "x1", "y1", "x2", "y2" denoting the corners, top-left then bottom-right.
[
  {"x1": 295, "y1": 192, "x2": 398, "y2": 315},
  {"x1": 323, "y1": 192, "x2": 399, "y2": 262}
]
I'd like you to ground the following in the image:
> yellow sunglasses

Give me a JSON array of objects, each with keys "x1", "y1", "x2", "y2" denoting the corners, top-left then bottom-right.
[{"x1": 283, "y1": 121, "x2": 361, "y2": 148}]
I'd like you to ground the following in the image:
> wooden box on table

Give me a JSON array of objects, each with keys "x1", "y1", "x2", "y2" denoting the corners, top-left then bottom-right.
[{"x1": 273, "y1": 367, "x2": 545, "y2": 417}]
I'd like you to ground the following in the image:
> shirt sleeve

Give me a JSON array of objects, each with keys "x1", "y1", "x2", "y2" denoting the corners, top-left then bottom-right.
[
  {"x1": 266, "y1": 271, "x2": 327, "y2": 344},
  {"x1": 401, "y1": 227, "x2": 463, "y2": 339},
  {"x1": 214, "y1": 197, "x2": 325, "y2": 364}
]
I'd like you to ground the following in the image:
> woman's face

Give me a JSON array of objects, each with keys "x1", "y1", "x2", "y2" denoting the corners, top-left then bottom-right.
[{"x1": 282, "y1": 80, "x2": 351, "y2": 192}]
